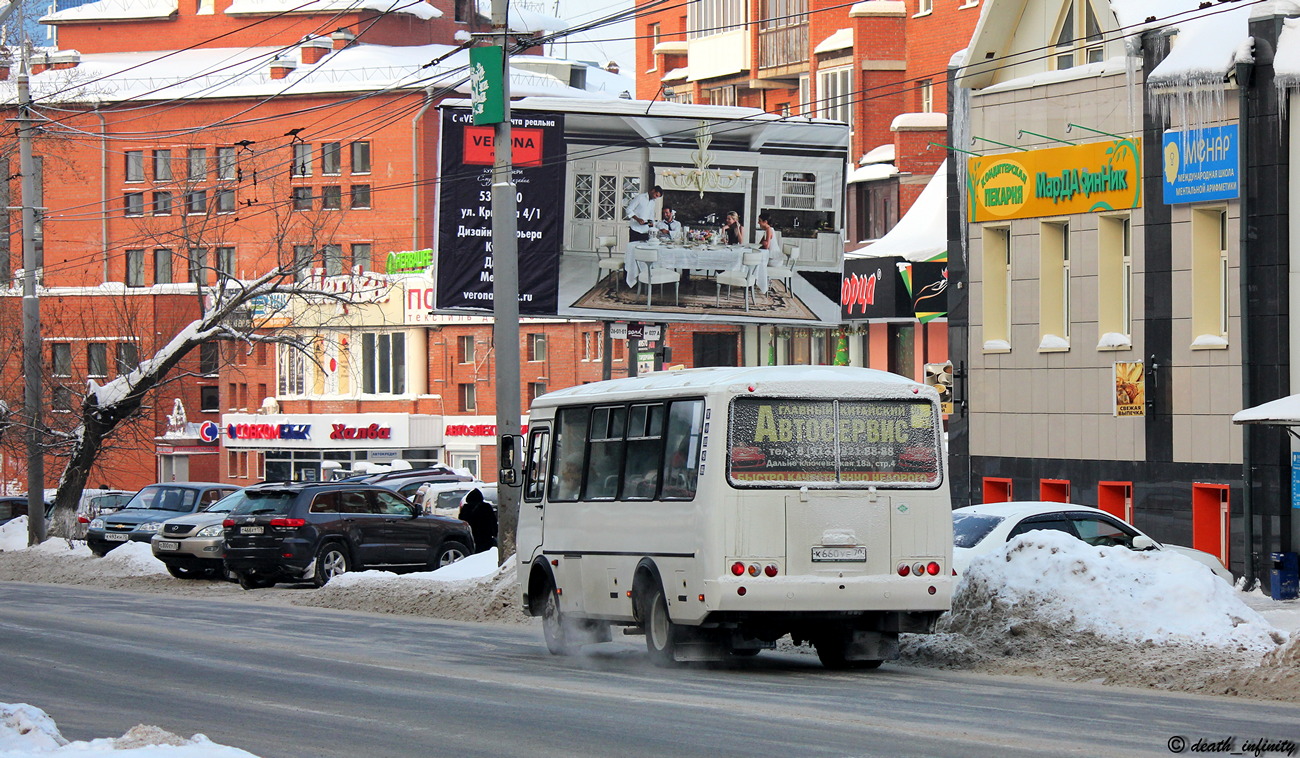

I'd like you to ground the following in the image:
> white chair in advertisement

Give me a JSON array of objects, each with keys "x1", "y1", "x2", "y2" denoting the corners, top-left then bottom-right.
[
  {"x1": 633, "y1": 245, "x2": 679, "y2": 307},
  {"x1": 715, "y1": 250, "x2": 765, "y2": 311},
  {"x1": 767, "y1": 240, "x2": 800, "y2": 293},
  {"x1": 595, "y1": 235, "x2": 623, "y2": 288}
]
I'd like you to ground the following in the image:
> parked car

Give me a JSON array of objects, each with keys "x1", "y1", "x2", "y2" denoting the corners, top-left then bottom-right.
[
  {"x1": 151, "y1": 490, "x2": 247, "y2": 579},
  {"x1": 86, "y1": 483, "x2": 242, "y2": 556},
  {"x1": 0, "y1": 496, "x2": 30, "y2": 527},
  {"x1": 418, "y1": 482, "x2": 497, "y2": 518},
  {"x1": 222, "y1": 482, "x2": 474, "y2": 590},
  {"x1": 952, "y1": 502, "x2": 1234, "y2": 582}
]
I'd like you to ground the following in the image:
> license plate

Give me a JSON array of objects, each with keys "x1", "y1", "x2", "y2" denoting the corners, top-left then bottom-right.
[
  {"x1": 812, "y1": 545, "x2": 866, "y2": 562},
  {"x1": 156, "y1": 541, "x2": 180, "y2": 551},
  {"x1": 104, "y1": 533, "x2": 129, "y2": 542},
  {"x1": 240, "y1": 526, "x2": 264, "y2": 535}
]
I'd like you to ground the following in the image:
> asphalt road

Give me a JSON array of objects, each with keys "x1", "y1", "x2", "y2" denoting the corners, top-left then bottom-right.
[{"x1": 0, "y1": 582, "x2": 1296, "y2": 758}]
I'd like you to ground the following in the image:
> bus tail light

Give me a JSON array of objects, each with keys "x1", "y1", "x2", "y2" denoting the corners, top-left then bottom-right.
[
  {"x1": 730, "y1": 562, "x2": 745, "y2": 576},
  {"x1": 737, "y1": 586, "x2": 747, "y2": 596},
  {"x1": 897, "y1": 563, "x2": 911, "y2": 576},
  {"x1": 747, "y1": 563, "x2": 760, "y2": 577},
  {"x1": 912, "y1": 562, "x2": 925, "y2": 576},
  {"x1": 763, "y1": 564, "x2": 778, "y2": 577},
  {"x1": 928, "y1": 586, "x2": 937, "y2": 595},
  {"x1": 926, "y1": 561, "x2": 941, "y2": 576},
  {"x1": 698, "y1": 594, "x2": 705, "y2": 602}
]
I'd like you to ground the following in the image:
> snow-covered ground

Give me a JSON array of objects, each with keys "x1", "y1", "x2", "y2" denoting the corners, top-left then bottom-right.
[
  {"x1": 1, "y1": 515, "x2": 1298, "y2": 710},
  {"x1": 1, "y1": 702, "x2": 257, "y2": 757}
]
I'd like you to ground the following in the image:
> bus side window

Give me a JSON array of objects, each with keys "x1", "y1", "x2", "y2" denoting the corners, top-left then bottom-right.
[
  {"x1": 550, "y1": 407, "x2": 589, "y2": 502},
  {"x1": 584, "y1": 405, "x2": 627, "y2": 500},
  {"x1": 523, "y1": 428, "x2": 550, "y2": 503},
  {"x1": 662, "y1": 400, "x2": 704, "y2": 500},
  {"x1": 622, "y1": 403, "x2": 665, "y2": 500}
]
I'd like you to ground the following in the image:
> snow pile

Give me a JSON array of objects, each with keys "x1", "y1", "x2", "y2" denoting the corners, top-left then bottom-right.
[
  {"x1": 292, "y1": 549, "x2": 527, "y2": 624},
  {"x1": 94, "y1": 541, "x2": 168, "y2": 576},
  {"x1": 0, "y1": 702, "x2": 257, "y2": 757},
  {"x1": 949, "y1": 531, "x2": 1283, "y2": 650},
  {"x1": 0, "y1": 517, "x2": 28, "y2": 552}
]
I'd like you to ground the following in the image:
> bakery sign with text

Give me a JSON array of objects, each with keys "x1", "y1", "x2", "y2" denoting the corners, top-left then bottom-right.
[{"x1": 968, "y1": 138, "x2": 1142, "y2": 222}]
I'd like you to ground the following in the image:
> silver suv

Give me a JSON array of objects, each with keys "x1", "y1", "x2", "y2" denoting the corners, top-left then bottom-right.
[{"x1": 151, "y1": 491, "x2": 246, "y2": 579}]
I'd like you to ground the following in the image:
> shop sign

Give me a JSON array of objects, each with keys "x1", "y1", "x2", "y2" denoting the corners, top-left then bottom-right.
[
  {"x1": 386, "y1": 249, "x2": 434, "y2": 275},
  {"x1": 198, "y1": 421, "x2": 220, "y2": 443},
  {"x1": 446, "y1": 424, "x2": 497, "y2": 437},
  {"x1": 1162, "y1": 125, "x2": 1239, "y2": 204},
  {"x1": 1114, "y1": 361, "x2": 1146, "y2": 417},
  {"x1": 841, "y1": 257, "x2": 907, "y2": 319},
  {"x1": 329, "y1": 423, "x2": 392, "y2": 440},
  {"x1": 226, "y1": 423, "x2": 311, "y2": 440},
  {"x1": 968, "y1": 138, "x2": 1142, "y2": 222}
]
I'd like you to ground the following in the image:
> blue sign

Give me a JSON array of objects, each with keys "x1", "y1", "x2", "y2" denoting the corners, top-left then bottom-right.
[
  {"x1": 1292, "y1": 452, "x2": 1300, "y2": 509},
  {"x1": 1162, "y1": 125, "x2": 1239, "y2": 204}
]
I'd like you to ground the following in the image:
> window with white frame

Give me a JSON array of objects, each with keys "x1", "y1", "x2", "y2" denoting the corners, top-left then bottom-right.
[
  {"x1": 361, "y1": 332, "x2": 406, "y2": 394},
  {"x1": 527, "y1": 333, "x2": 547, "y2": 362},
  {"x1": 687, "y1": 0, "x2": 746, "y2": 38},
  {"x1": 1053, "y1": 0, "x2": 1105, "y2": 70},
  {"x1": 915, "y1": 0, "x2": 932, "y2": 15},
  {"x1": 1191, "y1": 208, "x2": 1230, "y2": 346},
  {"x1": 816, "y1": 66, "x2": 852, "y2": 126},
  {"x1": 981, "y1": 226, "x2": 1011, "y2": 351},
  {"x1": 278, "y1": 344, "x2": 306, "y2": 396},
  {"x1": 1097, "y1": 215, "x2": 1131, "y2": 347},
  {"x1": 779, "y1": 171, "x2": 816, "y2": 210},
  {"x1": 1039, "y1": 221, "x2": 1070, "y2": 349},
  {"x1": 920, "y1": 79, "x2": 934, "y2": 113},
  {"x1": 216, "y1": 147, "x2": 236, "y2": 180},
  {"x1": 706, "y1": 85, "x2": 737, "y2": 107},
  {"x1": 291, "y1": 143, "x2": 312, "y2": 176}
]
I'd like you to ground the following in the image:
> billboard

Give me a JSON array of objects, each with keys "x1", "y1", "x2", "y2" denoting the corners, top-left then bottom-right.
[
  {"x1": 436, "y1": 108, "x2": 565, "y2": 315},
  {"x1": 841, "y1": 257, "x2": 948, "y2": 321},
  {"x1": 435, "y1": 100, "x2": 850, "y2": 325},
  {"x1": 967, "y1": 138, "x2": 1142, "y2": 222},
  {"x1": 1162, "y1": 125, "x2": 1239, "y2": 204}
]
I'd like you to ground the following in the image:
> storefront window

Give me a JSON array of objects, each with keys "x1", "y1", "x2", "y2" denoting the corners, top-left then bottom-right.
[{"x1": 361, "y1": 332, "x2": 406, "y2": 395}]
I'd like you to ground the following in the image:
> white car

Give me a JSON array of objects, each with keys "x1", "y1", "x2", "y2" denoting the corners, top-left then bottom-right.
[
  {"x1": 417, "y1": 482, "x2": 497, "y2": 518},
  {"x1": 952, "y1": 501, "x2": 1233, "y2": 583}
]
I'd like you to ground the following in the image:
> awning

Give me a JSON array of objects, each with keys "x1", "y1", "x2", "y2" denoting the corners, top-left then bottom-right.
[{"x1": 1233, "y1": 395, "x2": 1300, "y2": 426}]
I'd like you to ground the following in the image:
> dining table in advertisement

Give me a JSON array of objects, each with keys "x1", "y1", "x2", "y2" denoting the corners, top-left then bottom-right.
[{"x1": 625, "y1": 242, "x2": 770, "y2": 291}]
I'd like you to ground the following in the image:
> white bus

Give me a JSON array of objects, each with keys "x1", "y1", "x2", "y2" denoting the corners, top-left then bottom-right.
[{"x1": 515, "y1": 365, "x2": 952, "y2": 668}]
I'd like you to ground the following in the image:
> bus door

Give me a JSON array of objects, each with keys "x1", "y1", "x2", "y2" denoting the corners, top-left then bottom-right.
[{"x1": 519, "y1": 424, "x2": 551, "y2": 563}]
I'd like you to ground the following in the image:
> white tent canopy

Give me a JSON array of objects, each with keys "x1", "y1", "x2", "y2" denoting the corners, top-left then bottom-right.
[{"x1": 1232, "y1": 394, "x2": 1300, "y2": 426}]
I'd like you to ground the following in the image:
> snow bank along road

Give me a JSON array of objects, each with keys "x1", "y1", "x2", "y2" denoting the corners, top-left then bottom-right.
[{"x1": 0, "y1": 518, "x2": 1298, "y2": 707}]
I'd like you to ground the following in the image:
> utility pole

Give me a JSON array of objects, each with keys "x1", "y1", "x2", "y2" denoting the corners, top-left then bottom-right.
[
  {"x1": 490, "y1": 0, "x2": 521, "y2": 560},
  {"x1": 17, "y1": 45, "x2": 45, "y2": 546}
]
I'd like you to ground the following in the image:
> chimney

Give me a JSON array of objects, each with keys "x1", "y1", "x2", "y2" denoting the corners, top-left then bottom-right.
[
  {"x1": 300, "y1": 37, "x2": 331, "y2": 65},
  {"x1": 331, "y1": 28, "x2": 356, "y2": 50},
  {"x1": 50, "y1": 50, "x2": 81, "y2": 70},
  {"x1": 0, "y1": 57, "x2": 11, "y2": 81},
  {"x1": 268, "y1": 56, "x2": 297, "y2": 80},
  {"x1": 605, "y1": 60, "x2": 619, "y2": 75}
]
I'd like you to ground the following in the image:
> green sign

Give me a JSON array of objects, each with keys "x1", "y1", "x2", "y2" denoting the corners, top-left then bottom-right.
[
  {"x1": 385, "y1": 248, "x2": 433, "y2": 274},
  {"x1": 469, "y1": 46, "x2": 505, "y2": 126}
]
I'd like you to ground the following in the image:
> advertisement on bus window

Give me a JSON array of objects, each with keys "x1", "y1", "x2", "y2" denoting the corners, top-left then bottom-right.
[{"x1": 728, "y1": 398, "x2": 941, "y2": 486}]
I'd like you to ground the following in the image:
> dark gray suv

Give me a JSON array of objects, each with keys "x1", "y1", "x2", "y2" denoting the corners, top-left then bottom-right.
[{"x1": 222, "y1": 482, "x2": 474, "y2": 590}]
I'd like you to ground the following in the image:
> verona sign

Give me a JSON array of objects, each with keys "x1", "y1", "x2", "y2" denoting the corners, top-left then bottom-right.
[{"x1": 967, "y1": 138, "x2": 1143, "y2": 222}]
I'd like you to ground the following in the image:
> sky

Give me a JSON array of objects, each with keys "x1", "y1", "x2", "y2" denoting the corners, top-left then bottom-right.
[{"x1": 539, "y1": 0, "x2": 635, "y2": 70}]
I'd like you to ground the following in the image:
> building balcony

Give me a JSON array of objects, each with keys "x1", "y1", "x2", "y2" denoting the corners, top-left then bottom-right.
[{"x1": 757, "y1": 24, "x2": 808, "y2": 74}]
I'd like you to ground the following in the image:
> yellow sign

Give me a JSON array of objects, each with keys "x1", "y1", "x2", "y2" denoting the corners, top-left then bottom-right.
[
  {"x1": 1114, "y1": 361, "x2": 1145, "y2": 417},
  {"x1": 968, "y1": 138, "x2": 1142, "y2": 222}
]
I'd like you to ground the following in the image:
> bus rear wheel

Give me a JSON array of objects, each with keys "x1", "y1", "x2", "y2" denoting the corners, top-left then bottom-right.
[
  {"x1": 541, "y1": 584, "x2": 573, "y2": 655},
  {"x1": 644, "y1": 586, "x2": 678, "y2": 666}
]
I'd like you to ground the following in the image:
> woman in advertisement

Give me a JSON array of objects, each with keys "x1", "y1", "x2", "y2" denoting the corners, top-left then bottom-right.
[{"x1": 722, "y1": 211, "x2": 745, "y2": 246}]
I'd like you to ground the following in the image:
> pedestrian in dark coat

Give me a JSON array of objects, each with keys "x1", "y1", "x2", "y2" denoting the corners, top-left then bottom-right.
[{"x1": 458, "y1": 488, "x2": 497, "y2": 553}]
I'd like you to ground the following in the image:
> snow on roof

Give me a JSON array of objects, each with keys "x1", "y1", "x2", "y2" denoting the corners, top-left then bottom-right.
[
  {"x1": 890, "y1": 112, "x2": 946, "y2": 130},
  {"x1": 1275, "y1": 18, "x2": 1300, "y2": 88},
  {"x1": 5, "y1": 44, "x2": 609, "y2": 105},
  {"x1": 42, "y1": 0, "x2": 177, "y2": 22},
  {"x1": 846, "y1": 162, "x2": 898, "y2": 184},
  {"x1": 1233, "y1": 393, "x2": 1300, "y2": 425},
  {"x1": 661, "y1": 67, "x2": 688, "y2": 82},
  {"x1": 476, "y1": 0, "x2": 566, "y2": 32},
  {"x1": 1140, "y1": 0, "x2": 1255, "y2": 86},
  {"x1": 847, "y1": 160, "x2": 946, "y2": 261},
  {"x1": 849, "y1": 1, "x2": 905, "y2": 16},
  {"x1": 813, "y1": 28, "x2": 853, "y2": 55},
  {"x1": 859, "y1": 143, "x2": 894, "y2": 165},
  {"x1": 225, "y1": 0, "x2": 439, "y2": 19}
]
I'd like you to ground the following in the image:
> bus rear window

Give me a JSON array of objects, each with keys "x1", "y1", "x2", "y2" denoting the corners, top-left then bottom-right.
[{"x1": 727, "y1": 397, "x2": 942, "y2": 488}]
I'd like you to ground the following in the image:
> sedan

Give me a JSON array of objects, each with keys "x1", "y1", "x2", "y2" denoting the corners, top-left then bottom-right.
[
  {"x1": 952, "y1": 501, "x2": 1234, "y2": 583},
  {"x1": 87, "y1": 483, "x2": 241, "y2": 556}
]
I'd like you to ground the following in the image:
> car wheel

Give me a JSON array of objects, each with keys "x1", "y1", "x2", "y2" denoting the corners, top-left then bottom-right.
[
  {"x1": 541, "y1": 582, "x2": 573, "y2": 656},
  {"x1": 643, "y1": 585, "x2": 678, "y2": 666},
  {"x1": 237, "y1": 572, "x2": 274, "y2": 591},
  {"x1": 433, "y1": 540, "x2": 470, "y2": 569},
  {"x1": 222, "y1": 566, "x2": 239, "y2": 583},
  {"x1": 165, "y1": 564, "x2": 200, "y2": 580},
  {"x1": 312, "y1": 543, "x2": 350, "y2": 587},
  {"x1": 90, "y1": 546, "x2": 110, "y2": 558}
]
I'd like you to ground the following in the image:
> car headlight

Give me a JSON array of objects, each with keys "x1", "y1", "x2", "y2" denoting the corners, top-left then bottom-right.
[
  {"x1": 196, "y1": 524, "x2": 223, "y2": 538},
  {"x1": 138, "y1": 522, "x2": 163, "y2": 533},
  {"x1": 89, "y1": 518, "x2": 104, "y2": 529}
]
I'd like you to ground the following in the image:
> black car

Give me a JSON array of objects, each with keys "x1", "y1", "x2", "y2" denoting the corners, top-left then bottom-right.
[{"x1": 222, "y1": 482, "x2": 474, "y2": 590}]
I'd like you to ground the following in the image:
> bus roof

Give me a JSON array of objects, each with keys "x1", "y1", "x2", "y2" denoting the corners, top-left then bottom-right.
[{"x1": 531, "y1": 366, "x2": 936, "y2": 408}]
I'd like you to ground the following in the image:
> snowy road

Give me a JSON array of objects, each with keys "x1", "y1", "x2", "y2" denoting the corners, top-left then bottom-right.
[{"x1": 1, "y1": 581, "x2": 1296, "y2": 758}]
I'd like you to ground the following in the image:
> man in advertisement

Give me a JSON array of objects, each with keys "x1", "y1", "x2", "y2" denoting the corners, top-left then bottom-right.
[{"x1": 625, "y1": 185, "x2": 663, "y2": 242}]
